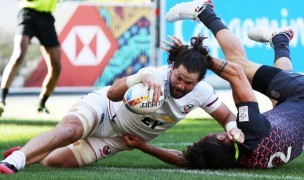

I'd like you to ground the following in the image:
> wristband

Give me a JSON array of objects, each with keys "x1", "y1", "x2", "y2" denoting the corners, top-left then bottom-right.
[
  {"x1": 126, "y1": 71, "x2": 143, "y2": 87},
  {"x1": 225, "y1": 121, "x2": 237, "y2": 132}
]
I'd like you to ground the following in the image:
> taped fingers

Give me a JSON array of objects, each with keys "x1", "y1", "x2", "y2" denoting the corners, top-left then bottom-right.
[
  {"x1": 148, "y1": 88, "x2": 154, "y2": 102},
  {"x1": 232, "y1": 132, "x2": 240, "y2": 141}
]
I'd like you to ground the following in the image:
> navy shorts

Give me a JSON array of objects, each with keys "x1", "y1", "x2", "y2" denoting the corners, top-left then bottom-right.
[
  {"x1": 16, "y1": 8, "x2": 60, "y2": 47},
  {"x1": 252, "y1": 65, "x2": 304, "y2": 103}
]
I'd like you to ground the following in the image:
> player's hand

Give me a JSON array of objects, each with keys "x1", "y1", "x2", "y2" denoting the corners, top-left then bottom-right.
[
  {"x1": 123, "y1": 134, "x2": 146, "y2": 149},
  {"x1": 142, "y1": 72, "x2": 163, "y2": 104},
  {"x1": 161, "y1": 35, "x2": 185, "y2": 52},
  {"x1": 227, "y1": 128, "x2": 245, "y2": 144}
]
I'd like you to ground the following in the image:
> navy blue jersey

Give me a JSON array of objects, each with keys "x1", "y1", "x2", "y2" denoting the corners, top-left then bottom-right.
[
  {"x1": 235, "y1": 101, "x2": 304, "y2": 168},
  {"x1": 235, "y1": 66, "x2": 304, "y2": 168}
]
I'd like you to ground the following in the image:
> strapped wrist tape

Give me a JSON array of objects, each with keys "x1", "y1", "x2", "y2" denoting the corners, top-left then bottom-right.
[{"x1": 225, "y1": 121, "x2": 237, "y2": 132}]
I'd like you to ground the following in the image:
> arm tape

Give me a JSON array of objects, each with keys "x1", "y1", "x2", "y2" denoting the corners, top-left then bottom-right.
[{"x1": 225, "y1": 121, "x2": 237, "y2": 131}]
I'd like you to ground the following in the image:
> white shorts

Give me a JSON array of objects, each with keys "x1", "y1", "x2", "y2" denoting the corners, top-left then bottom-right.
[{"x1": 70, "y1": 87, "x2": 130, "y2": 162}]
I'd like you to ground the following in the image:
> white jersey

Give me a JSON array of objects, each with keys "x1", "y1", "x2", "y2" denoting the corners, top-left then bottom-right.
[{"x1": 103, "y1": 65, "x2": 221, "y2": 141}]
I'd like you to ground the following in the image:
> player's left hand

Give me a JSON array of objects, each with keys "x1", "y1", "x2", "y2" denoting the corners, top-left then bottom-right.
[
  {"x1": 227, "y1": 128, "x2": 245, "y2": 143},
  {"x1": 161, "y1": 35, "x2": 185, "y2": 52}
]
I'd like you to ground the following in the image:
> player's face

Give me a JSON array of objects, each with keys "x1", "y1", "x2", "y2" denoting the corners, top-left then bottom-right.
[{"x1": 169, "y1": 65, "x2": 199, "y2": 99}]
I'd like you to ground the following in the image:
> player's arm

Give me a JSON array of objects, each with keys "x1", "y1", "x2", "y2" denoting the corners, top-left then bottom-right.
[
  {"x1": 209, "y1": 57, "x2": 257, "y2": 104},
  {"x1": 209, "y1": 102, "x2": 244, "y2": 143},
  {"x1": 107, "y1": 77, "x2": 129, "y2": 102},
  {"x1": 123, "y1": 134, "x2": 188, "y2": 168},
  {"x1": 209, "y1": 57, "x2": 259, "y2": 143}
]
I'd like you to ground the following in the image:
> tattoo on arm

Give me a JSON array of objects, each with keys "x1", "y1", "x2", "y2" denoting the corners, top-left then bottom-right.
[{"x1": 217, "y1": 61, "x2": 228, "y2": 75}]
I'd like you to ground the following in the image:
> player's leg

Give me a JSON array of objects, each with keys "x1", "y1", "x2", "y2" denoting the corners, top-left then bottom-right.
[
  {"x1": 248, "y1": 27, "x2": 294, "y2": 105},
  {"x1": 38, "y1": 45, "x2": 61, "y2": 113},
  {"x1": 40, "y1": 136, "x2": 128, "y2": 168},
  {"x1": 40, "y1": 140, "x2": 92, "y2": 167},
  {"x1": 35, "y1": 11, "x2": 61, "y2": 113},
  {"x1": 0, "y1": 89, "x2": 108, "y2": 174},
  {"x1": 0, "y1": 8, "x2": 33, "y2": 116},
  {"x1": 0, "y1": 112, "x2": 84, "y2": 174},
  {"x1": 39, "y1": 87, "x2": 128, "y2": 168},
  {"x1": 248, "y1": 27, "x2": 294, "y2": 71},
  {"x1": 0, "y1": 35, "x2": 30, "y2": 116},
  {"x1": 166, "y1": 0, "x2": 245, "y2": 61},
  {"x1": 165, "y1": 0, "x2": 260, "y2": 84},
  {"x1": 247, "y1": 27, "x2": 302, "y2": 103}
]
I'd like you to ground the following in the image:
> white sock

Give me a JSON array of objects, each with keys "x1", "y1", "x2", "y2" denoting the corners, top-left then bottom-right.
[{"x1": 2, "y1": 151, "x2": 26, "y2": 170}]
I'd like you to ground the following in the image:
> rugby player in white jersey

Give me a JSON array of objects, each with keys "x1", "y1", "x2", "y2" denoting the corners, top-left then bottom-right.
[{"x1": 0, "y1": 26, "x2": 243, "y2": 174}]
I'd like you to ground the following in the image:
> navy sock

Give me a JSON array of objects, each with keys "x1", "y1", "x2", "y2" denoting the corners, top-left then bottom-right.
[
  {"x1": 197, "y1": 8, "x2": 228, "y2": 36},
  {"x1": 1, "y1": 88, "x2": 8, "y2": 105},
  {"x1": 38, "y1": 95, "x2": 49, "y2": 108},
  {"x1": 272, "y1": 34, "x2": 291, "y2": 62}
]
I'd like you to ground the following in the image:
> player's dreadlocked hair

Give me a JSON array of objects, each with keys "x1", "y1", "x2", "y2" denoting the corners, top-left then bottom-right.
[
  {"x1": 167, "y1": 34, "x2": 213, "y2": 81},
  {"x1": 183, "y1": 134, "x2": 235, "y2": 169}
]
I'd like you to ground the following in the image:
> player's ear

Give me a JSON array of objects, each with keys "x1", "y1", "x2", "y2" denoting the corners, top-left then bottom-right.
[{"x1": 216, "y1": 133, "x2": 226, "y2": 142}]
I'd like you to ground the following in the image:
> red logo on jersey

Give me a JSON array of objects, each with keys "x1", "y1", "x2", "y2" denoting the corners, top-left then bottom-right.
[
  {"x1": 182, "y1": 104, "x2": 194, "y2": 114},
  {"x1": 100, "y1": 145, "x2": 111, "y2": 157}
]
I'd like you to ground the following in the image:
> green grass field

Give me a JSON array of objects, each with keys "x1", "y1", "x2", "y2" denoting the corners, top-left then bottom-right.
[{"x1": 0, "y1": 117, "x2": 303, "y2": 180}]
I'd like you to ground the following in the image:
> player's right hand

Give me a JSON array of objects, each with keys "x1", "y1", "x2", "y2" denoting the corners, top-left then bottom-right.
[
  {"x1": 142, "y1": 72, "x2": 163, "y2": 104},
  {"x1": 227, "y1": 127, "x2": 245, "y2": 144},
  {"x1": 123, "y1": 134, "x2": 146, "y2": 149}
]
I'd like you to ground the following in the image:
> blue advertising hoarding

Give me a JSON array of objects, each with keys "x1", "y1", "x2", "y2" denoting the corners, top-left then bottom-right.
[{"x1": 162, "y1": 0, "x2": 304, "y2": 73}]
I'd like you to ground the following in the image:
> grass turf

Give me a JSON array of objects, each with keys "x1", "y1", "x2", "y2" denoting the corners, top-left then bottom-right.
[{"x1": 0, "y1": 117, "x2": 303, "y2": 180}]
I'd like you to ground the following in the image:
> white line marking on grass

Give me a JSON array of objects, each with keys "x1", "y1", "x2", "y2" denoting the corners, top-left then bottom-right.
[{"x1": 101, "y1": 167, "x2": 303, "y2": 180}]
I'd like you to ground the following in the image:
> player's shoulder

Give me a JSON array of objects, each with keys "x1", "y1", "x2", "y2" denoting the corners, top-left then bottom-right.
[
  {"x1": 141, "y1": 65, "x2": 168, "y2": 74},
  {"x1": 183, "y1": 81, "x2": 215, "y2": 100},
  {"x1": 195, "y1": 80, "x2": 214, "y2": 92}
]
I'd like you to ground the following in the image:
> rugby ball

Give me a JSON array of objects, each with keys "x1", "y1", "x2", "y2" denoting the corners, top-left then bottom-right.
[{"x1": 123, "y1": 83, "x2": 164, "y2": 115}]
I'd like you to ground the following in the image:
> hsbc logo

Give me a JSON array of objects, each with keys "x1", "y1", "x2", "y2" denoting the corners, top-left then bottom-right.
[
  {"x1": 56, "y1": 5, "x2": 118, "y2": 86},
  {"x1": 62, "y1": 25, "x2": 111, "y2": 66}
]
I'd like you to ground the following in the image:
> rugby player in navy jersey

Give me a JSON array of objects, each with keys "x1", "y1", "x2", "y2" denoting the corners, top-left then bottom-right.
[{"x1": 123, "y1": 0, "x2": 303, "y2": 169}]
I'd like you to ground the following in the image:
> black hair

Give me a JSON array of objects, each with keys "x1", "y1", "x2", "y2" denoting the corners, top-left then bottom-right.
[
  {"x1": 183, "y1": 135, "x2": 235, "y2": 169},
  {"x1": 167, "y1": 34, "x2": 213, "y2": 81}
]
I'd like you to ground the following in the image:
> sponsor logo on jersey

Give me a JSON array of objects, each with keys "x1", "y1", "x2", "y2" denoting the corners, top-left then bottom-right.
[
  {"x1": 100, "y1": 145, "x2": 111, "y2": 157},
  {"x1": 182, "y1": 104, "x2": 194, "y2": 114},
  {"x1": 271, "y1": 90, "x2": 280, "y2": 99},
  {"x1": 140, "y1": 99, "x2": 165, "y2": 108},
  {"x1": 238, "y1": 106, "x2": 249, "y2": 122},
  {"x1": 141, "y1": 117, "x2": 164, "y2": 129}
]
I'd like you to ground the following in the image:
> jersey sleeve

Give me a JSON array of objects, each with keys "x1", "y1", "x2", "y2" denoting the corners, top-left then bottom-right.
[
  {"x1": 197, "y1": 81, "x2": 222, "y2": 114},
  {"x1": 236, "y1": 101, "x2": 271, "y2": 152}
]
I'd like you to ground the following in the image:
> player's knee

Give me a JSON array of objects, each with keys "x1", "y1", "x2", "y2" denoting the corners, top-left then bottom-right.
[
  {"x1": 64, "y1": 107, "x2": 95, "y2": 139},
  {"x1": 62, "y1": 126, "x2": 80, "y2": 142},
  {"x1": 55, "y1": 118, "x2": 84, "y2": 142},
  {"x1": 9, "y1": 54, "x2": 25, "y2": 67}
]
